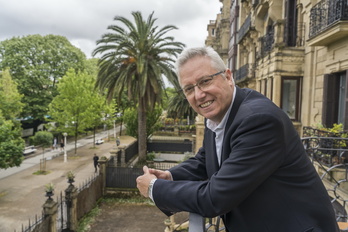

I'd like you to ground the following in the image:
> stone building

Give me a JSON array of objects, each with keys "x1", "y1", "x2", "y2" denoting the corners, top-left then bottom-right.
[{"x1": 204, "y1": 0, "x2": 348, "y2": 136}]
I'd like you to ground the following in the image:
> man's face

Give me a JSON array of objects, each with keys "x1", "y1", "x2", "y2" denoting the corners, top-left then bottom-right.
[{"x1": 179, "y1": 56, "x2": 234, "y2": 123}]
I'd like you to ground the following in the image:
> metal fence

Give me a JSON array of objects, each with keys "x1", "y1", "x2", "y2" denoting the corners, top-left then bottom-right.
[
  {"x1": 147, "y1": 140, "x2": 192, "y2": 153},
  {"x1": 105, "y1": 161, "x2": 178, "y2": 189}
]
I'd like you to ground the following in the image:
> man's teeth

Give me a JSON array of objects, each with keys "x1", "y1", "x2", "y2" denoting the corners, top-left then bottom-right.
[{"x1": 200, "y1": 101, "x2": 213, "y2": 108}]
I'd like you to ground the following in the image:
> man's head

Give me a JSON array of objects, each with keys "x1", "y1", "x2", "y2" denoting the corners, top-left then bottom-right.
[{"x1": 175, "y1": 47, "x2": 234, "y2": 123}]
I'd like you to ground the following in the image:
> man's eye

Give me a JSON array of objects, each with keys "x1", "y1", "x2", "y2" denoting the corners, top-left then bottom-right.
[
  {"x1": 200, "y1": 78, "x2": 212, "y2": 86},
  {"x1": 184, "y1": 86, "x2": 194, "y2": 93}
]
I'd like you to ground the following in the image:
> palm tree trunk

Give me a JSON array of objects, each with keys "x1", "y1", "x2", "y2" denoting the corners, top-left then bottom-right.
[{"x1": 138, "y1": 98, "x2": 147, "y2": 163}]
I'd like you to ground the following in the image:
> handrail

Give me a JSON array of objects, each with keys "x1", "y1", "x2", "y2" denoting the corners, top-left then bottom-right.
[{"x1": 189, "y1": 213, "x2": 205, "y2": 232}]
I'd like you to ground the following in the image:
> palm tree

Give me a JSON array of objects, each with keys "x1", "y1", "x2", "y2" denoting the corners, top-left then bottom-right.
[
  {"x1": 93, "y1": 11, "x2": 185, "y2": 162},
  {"x1": 167, "y1": 76, "x2": 196, "y2": 120}
]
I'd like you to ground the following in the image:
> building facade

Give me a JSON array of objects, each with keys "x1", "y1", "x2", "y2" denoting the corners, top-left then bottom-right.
[{"x1": 206, "y1": 0, "x2": 348, "y2": 134}]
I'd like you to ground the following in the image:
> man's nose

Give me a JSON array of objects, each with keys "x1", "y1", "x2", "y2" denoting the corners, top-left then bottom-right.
[{"x1": 193, "y1": 86, "x2": 206, "y2": 98}]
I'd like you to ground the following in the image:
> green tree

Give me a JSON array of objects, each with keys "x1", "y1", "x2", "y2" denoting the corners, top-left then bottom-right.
[
  {"x1": 0, "y1": 115, "x2": 25, "y2": 169},
  {"x1": 123, "y1": 106, "x2": 162, "y2": 138},
  {"x1": 88, "y1": 98, "x2": 116, "y2": 148},
  {"x1": 30, "y1": 131, "x2": 53, "y2": 159},
  {"x1": 0, "y1": 69, "x2": 24, "y2": 120},
  {"x1": 93, "y1": 11, "x2": 184, "y2": 162},
  {"x1": 0, "y1": 69, "x2": 25, "y2": 169},
  {"x1": 0, "y1": 34, "x2": 86, "y2": 128},
  {"x1": 48, "y1": 69, "x2": 113, "y2": 155},
  {"x1": 167, "y1": 90, "x2": 196, "y2": 120}
]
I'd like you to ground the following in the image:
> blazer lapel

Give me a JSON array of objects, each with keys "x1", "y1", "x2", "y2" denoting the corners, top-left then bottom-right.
[
  {"x1": 205, "y1": 128, "x2": 220, "y2": 177},
  {"x1": 220, "y1": 87, "x2": 248, "y2": 164}
]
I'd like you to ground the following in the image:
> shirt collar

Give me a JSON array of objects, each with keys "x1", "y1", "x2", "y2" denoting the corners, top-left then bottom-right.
[{"x1": 206, "y1": 86, "x2": 236, "y2": 132}]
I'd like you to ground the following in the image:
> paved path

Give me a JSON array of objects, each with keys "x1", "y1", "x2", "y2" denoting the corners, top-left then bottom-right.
[{"x1": 0, "y1": 129, "x2": 126, "y2": 232}]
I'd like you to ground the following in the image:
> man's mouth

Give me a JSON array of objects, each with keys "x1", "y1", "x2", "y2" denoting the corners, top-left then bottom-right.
[{"x1": 200, "y1": 100, "x2": 213, "y2": 108}]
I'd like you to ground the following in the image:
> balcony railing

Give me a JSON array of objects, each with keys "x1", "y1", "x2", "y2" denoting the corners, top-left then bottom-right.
[
  {"x1": 235, "y1": 63, "x2": 249, "y2": 81},
  {"x1": 237, "y1": 14, "x2": 251, "y2": 43},
  {"x1": 309, "y1": 0, "x2": 348, "y2": 38},
  {"x1": 259, "y1": 27, "x2": 275, "y2": 57},
  {"x1": 188, "y1": 213, "x2": 225, "y2": 232}
]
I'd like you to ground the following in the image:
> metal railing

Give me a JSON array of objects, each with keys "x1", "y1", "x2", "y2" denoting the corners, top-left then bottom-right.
[
  {"x1": 235, "y1": 63, "x2": 249, "y2": 81},
  {"x1": 302, "y1": 136, "x2": 348, "y2": 167},
  {"x1": 237, "y1": 14, "x2": 251, "y2": 43},
  {"x1": 309, "y1": 0, "x2": 348, "y2": 38},
  {"x1": 260, "y1": 27, "x2": 275, "y2": 56},
  {"x1": 188, "y1": 213, "x2": 225, "y2": 232}
]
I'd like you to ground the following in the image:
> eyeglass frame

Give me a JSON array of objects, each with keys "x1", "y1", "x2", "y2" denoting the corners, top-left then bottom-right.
[{"x1": 180, "y1": 70, "x2": 226, "y2": 96}]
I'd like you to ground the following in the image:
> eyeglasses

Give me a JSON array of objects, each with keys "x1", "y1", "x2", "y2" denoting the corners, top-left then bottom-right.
[{"x1": 181, "y1": 70, "x2": 225, "y2": 96}]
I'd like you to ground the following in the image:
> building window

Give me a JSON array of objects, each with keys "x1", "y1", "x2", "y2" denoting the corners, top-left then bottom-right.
[
  {"x1": 281, "y1": 76, "x2": 302, "y2": 121},
  {"x1": 323, "y1": 71, "x2": 348, "y2": 129}
]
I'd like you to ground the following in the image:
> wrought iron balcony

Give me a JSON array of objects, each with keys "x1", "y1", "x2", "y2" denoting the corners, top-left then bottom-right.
[
  {"x1": 259, "y1": 27, "x2": 275, "y2": 57},
  {"x1": 237, "y1": 14, "x2": 251, "y2": 43},
  {"x1": 308, "y1": 0, "x2": 348, "y2": 45},
  {"x1": 235, "y1": 64, "x2": 249, "y2": 82}
]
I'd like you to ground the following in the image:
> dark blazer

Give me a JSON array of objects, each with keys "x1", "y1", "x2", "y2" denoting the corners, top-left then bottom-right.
[{"x1": 153, "y1": 87, "x2": 339, "y2": 232}]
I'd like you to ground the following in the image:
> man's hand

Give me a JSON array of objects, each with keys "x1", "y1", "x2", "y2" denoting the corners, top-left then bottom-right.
[
  {"x1": 148, "y1": 168, "x2": 172, "y2": 181},
  {"x1": 136, "y1": 166, "x2": 157, "y2": 198}
]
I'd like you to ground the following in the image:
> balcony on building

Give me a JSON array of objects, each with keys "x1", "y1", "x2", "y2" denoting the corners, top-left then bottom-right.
[
  {"x1": 308, "y1": 0, "x2": 348, "y2": 46},
  {"x1": 237, "y1": 14, "x2": 252, "y2": 43},
  {"x1": 235, "y1": 63, "x2": 255, "y2": 84}
]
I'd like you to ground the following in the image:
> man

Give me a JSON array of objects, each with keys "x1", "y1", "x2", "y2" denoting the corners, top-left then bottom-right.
[
  {"x1": 93, "y1": 153, "x2": 99, "y2": 173},
  {"x1": 136, "y1": 47, "x2": 339, "y2": 231}
]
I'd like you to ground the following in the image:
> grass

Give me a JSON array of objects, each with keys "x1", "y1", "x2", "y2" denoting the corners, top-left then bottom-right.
[
  {"x1": 77, "y1": 207, "x2": 101, "y2": 232},
  {"x1": 33, "y1": 170, "x2": 51, "y2": 175},
  {"x1": 77, "y1": 192, "x2": 153, "y2": 232}
]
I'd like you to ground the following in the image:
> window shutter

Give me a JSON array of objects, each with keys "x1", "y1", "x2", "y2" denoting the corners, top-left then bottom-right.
[
  {"x1": 322, "y1": 74, "x2": 339, "y2": 128},
  {"x1": 344, "y1": 70, "x2": 348, "y2": 130}
]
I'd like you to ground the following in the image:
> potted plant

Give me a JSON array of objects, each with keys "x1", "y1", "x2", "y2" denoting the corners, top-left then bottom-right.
[
  {"x1": 44, "y1": 182, "x2": 54, "y2": 199},
  {"x1": 67, "y1": 171, "x2": 75, "y2": 184}
]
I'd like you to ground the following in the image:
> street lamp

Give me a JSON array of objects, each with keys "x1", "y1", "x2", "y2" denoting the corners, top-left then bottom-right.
[{"x1": 63, "y1": 132, "x2": 68, "y2": 162}]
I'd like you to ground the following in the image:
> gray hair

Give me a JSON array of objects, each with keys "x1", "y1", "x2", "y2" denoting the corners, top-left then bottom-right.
[{"x1": 175, "y1": 46, "x2": 227, "y2": 77}]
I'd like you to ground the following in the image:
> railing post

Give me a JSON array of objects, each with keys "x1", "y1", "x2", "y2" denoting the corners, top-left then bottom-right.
[
  {"x1": 43, "y1": 197, "x2": 58, "y2": 232},
  {"x1": 64, "y1": 183, "x2": 78, "y2": 231},
  {"x1": 118, "y1": 145, "x2": 126, "y2": 166},
  {"x1": 189, "y1": 213, "x2": 205, "y2": 232},
  {"x1": 98, "y1": 157, "x2": 107, "y2": 195}
]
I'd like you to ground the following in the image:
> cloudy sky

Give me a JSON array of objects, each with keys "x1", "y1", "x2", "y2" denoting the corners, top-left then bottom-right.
[{"x1": 0, "y1": 0, "x2": 222, "y2": 58}]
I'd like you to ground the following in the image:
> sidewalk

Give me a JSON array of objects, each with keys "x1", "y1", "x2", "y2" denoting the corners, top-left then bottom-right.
[
  {"x1": 0, "y1": 129, "x2": 126, "y2": 232},
  {"x1": 0, "y1": 129, "x2": 114, "y2": 180}
]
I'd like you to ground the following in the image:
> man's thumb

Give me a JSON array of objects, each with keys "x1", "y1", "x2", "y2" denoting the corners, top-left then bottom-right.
[{"x1": 143, "y1": 165, "x2": 149, "y2": 174}]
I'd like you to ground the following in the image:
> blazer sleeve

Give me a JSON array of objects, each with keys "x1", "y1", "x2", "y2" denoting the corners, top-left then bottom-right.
[
  {"x1": 152, "y1": 112, "x2": 287, "y2": 218},
  {"x1": 169, "y1": 146, "x2": 208, "y2": 181}
]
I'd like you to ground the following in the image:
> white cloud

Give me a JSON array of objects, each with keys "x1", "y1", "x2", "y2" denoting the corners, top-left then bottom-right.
[{"x1": 0, "y1": 0, "x2": 221, "y2": 58}]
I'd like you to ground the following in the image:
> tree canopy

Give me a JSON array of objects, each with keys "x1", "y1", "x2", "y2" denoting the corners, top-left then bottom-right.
[
  {"x1": 0, "y1": 69, "x2": 25, "y2": 169},
  {"x1": 48, "y1": 69, "x2": 115, "y2": 155},
  {"x1": 0, "y1": 34, "x2": 87, "y2": 124}
]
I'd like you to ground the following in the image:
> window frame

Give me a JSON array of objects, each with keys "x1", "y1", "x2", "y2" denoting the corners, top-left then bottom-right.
[{"x1": 280, "y1": 76, "x2": 302, "y2": 121}]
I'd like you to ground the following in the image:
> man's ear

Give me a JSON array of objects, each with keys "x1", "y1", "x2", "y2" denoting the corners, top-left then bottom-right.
[{"x1": 225, "y1": 69, "x2": 234, "y2": 85}]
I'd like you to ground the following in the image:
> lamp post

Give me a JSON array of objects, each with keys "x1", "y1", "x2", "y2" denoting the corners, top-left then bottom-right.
[
  {"x1": 63, "y1": 132, "x2": 68, "y2": 162},
  {"x1": 113, "y1": 120, "x2": 116, "y2": 139}
]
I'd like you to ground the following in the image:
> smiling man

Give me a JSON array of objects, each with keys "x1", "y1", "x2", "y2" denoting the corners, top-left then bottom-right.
[{"x1": 136, "y1": 47, "x2": 339, "y2": 232}]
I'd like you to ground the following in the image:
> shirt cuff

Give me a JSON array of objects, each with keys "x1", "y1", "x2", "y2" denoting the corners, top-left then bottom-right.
[{"x1": 148, "y1": 178, "x2": 157, "y2": 201}]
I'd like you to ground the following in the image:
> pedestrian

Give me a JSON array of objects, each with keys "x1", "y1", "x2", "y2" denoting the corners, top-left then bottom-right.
[
  {"x1": 52, "y1": 137, "x2": 57, "y2": 150},
  {"x1": 136, "y1": 46, "x2": 339, "y2": 231},
  {"x1": 93, "y1": 154, "x2": 99, "y2": 173},
  {"x1": 60, "y1": 139, "x2": 64, "y2": 151}
]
